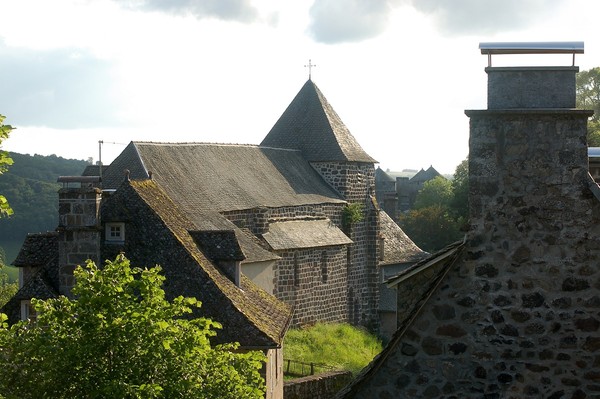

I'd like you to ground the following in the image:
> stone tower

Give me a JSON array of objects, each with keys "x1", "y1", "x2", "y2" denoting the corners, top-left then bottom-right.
[
  {"x1": 261, "y1": 79, "x2": 381, "y2": 329},
  {"x1": 57, "y1": 177, "x2": 102, "y2": 297}
]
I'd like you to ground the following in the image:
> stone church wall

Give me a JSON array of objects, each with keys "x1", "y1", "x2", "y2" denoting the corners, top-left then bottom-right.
[{"x1": 276, "y1": 246, "x2": 349, "y2": 326}]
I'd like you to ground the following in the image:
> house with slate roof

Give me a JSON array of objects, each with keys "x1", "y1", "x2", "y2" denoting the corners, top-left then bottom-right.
[
  {"x1": 3, "y1": 78, "x2": 426, "y2": 397},
  {"x1": 337, "y1": 43, "x2": 600, "y2": 398}
]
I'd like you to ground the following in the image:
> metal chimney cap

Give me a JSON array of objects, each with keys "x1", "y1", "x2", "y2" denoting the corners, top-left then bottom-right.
[{"x1": 479, "y1": 41, "x2": 584, "y2": 55}]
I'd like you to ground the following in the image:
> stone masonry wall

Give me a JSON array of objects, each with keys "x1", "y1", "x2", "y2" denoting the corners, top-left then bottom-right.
[
  {"x1": 311, "y1": 162, "x2": 380, "y2": 330},
  {"x1": 57, "y1": 187, "x2": 101, "y2": 297},
  {"x1": 222, "y1": 203, "x2": 351, "y2": 327},
  {"x1": 285, "y1": 371, "x2": 353, "y2": 399},
  {"x1": 348, "y1": 110, "x2": 600, "y2": 398},
  {"x1": 276, "y1": 246, "x2": 349, "y2": 327}
]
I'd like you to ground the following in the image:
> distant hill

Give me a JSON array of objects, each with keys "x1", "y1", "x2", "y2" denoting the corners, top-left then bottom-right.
[{"x1": 0, "y1": 152, "x2": 89, "y2": 263}]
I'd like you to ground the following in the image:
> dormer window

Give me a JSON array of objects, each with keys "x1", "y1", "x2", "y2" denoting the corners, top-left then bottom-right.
[{"x1": 105, "y1": 222, "x2": 125, "y2": 243}]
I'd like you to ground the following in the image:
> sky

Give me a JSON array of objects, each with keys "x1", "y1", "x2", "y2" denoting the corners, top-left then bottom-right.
[{"x1": 1, "y1": 0, "x2": 600, "y2": 175}]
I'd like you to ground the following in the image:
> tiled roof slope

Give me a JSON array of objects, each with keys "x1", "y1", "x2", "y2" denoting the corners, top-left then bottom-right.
[
  {"x1": 102, "y1": 142, "x2": 345, "y2": 212},
  {"x1": 1, "y1": 269, "x2": 60, "y2": 323},
  {"x1": 379, "y1": 211, "x2": 429, "y2": 265},
  {"x1": 12, "y1": 232, "x2": 59, "y2": 268},
  {"x1": 262, "y1": 219, "x2": 352, "y2": 250},
  {"x1": 261, "y1": 79, "x2": 376, "y2": 163},
  {"x1": 115, "y1": 180, "x2": 292, "y2": 347},
  {"x1": 375, "y1": 167, "x2": 395, "y2": 182}
]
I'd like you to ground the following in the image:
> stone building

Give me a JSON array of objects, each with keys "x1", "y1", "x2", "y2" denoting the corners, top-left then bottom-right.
[
  {"x1": 337, "y1": 42, "x2": 600, "y2": 398},
  {"x1": 3, "y1": 78, "x2": 426, "y2": 396}
]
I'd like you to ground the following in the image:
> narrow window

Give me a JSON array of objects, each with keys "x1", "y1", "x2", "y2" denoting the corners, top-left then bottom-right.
[
  {"x1": 321, "y1": 251, "x2": 328, "y2": 283},
  {"x1": 294, "y1": 252, "x2": 300, "y2": 287},
  {"x1": 20, "y1": 300, "x2": 36, "y2": 322}
]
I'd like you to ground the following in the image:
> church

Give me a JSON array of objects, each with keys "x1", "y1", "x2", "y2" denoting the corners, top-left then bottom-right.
[{"x1": 3, "y1": 78, "x2": 426, "y2": 398}]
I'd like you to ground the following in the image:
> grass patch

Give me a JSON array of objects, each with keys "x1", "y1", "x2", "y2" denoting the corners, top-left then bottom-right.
[{"x1": 283, "y1": 323, "x2": 382, "y2": 375}]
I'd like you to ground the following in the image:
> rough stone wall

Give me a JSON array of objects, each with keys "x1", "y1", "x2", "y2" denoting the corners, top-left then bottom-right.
[
  {"x1": 311, "y1": 161, "x2": 381, "y2": 330},
  {"x1": 310, "y1": 162, "x2": 374, "y2": 204},
  {"x1": 284, "y1": 371, "x2": 353, "y2": 399},
  {"x1": 276, "y1": 246, "x2": 349, "y2": 327},
  {"x1": 347, "y1": 110, "x2": 600, "y2": 398},
  {"x1": 57, "y1": 187, "x2": 101, "y2": 297}
]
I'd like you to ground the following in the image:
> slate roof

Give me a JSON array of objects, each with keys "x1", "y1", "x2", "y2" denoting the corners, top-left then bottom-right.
[
  {"x1": 126, "y1": 179, "x2": 292, "y2": 347},
  {"x1": 375, "y1": 167, "x2": 395, "y2": 182},
  {"x1": 102, "y1": 142, "x2": 346, "y2": 212},
  {"x1": 261, "y1": 79, "x2": 376, "y2": 163},
  {"x1": 12, "y1": 232, "x2": 59, "y2": 268},
  {"x1": 336, "y1": 240, "x2": 466, "y2": 398},
  {"x1": 411, "y1": 165, "x2": 442, "y2": 183},
  {"x1": 379, "y1": 211, "x2": 429, "y2": 266},
  {"x1": 262, "y1": 219, "x2": 352, "y2": 251}
]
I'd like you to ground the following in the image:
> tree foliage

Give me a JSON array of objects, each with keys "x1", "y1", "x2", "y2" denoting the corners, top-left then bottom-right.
[
  {"x1": 399, "y1": 160, "x2": 468, "y2": 252},
  {"x1": 0, "y1": 115, "x2": 14, "y2": 218},
  {"x1": 0, "y1": 255, "x2": 266, "y2": 399},
  {"x1": 0, "y1": 249, "x2": 17, "y2": 309},
  {"x1": 413, "y1": 176, "x2": 453, "y2": 210},
  {"x1": 0, "y1": 152, "x2": 89, "y2": 253},
  {"x1": 576, "y1": 67, "x2": 600, "y2": 146}
]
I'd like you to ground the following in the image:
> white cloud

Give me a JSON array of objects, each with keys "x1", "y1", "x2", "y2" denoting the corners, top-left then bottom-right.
[{"x1": 307, "y1": 0, "x2": 394, "y2": 44}]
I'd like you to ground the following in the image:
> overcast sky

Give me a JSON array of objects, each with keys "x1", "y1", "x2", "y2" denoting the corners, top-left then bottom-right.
[{"x1": 1, "y1": 0, "x2": 599, "y2": 174}]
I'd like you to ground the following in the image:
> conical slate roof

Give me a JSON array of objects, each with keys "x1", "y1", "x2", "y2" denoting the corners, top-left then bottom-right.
[{"x1": 261, "y1": 79, "x2": 376, "y2": 163}]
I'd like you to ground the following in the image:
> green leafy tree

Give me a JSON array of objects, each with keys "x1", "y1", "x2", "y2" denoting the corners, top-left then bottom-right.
[
  {"x1": 0, "y1": 248, "x2": 17, "y2": 308},
  {"x1": 449, "y1": 158, "x2": 469, "y2": 221},
  {"x1": 0, "y1": 255, "x2": 265, "y2": 399},
  {"x1": 399, "y1": 162, "x2": 469, "y2": 252},
  {"x1": 413, "y1": 176, "x2": 453, "y2": 210},
  {"x1": 399, "y1": 205, "x2": 461, "y2": 252},
  {"x1": 0, "y1": 115, "x2": 14, "y2": 218},
  {"x1": 576, "y1": 67, "x2": 600, "y2": 146}
]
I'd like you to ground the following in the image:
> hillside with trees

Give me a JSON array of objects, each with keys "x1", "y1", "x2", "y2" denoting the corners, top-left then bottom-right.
[{"x1": 0, "y1": 152, "x2": 89, "y2": 264}]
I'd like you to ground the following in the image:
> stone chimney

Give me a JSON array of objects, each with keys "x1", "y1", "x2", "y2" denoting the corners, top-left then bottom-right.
[
  {"x1": 57, "y1": 177, "x2": 102, "y2": 297},
  {"x1": 466, "y1": 42, "x2": 592, "y2": 243}
]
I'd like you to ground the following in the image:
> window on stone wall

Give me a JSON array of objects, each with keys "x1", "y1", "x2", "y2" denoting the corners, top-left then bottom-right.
[
  {"x1": 20, "y1": 300, "x2": 36, "y2": 322},
  {"x1": 294, "y1": 252, "x2": 300, "y2": 287},
  {"x1": 105, "y1": 222, "x2": 125, "y2": 243},
  {"x1": 321, "y1": 251, "x2": 328, "y2": 283}
]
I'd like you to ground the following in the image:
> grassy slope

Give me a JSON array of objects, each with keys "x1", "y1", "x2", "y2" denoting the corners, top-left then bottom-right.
[{"x1": 283, "y1": 323, "x2": 382, "y2": 375}]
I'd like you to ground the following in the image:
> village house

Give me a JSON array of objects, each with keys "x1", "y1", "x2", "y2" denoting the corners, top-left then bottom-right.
[
  {"x1": 2, "y1": 78, "x2": 427, "y2": 397},
  {"x1": 337, "y1": 41, "x2": 600, "y2": 398}
]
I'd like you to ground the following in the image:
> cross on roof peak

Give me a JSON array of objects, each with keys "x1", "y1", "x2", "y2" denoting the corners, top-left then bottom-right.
[{"x1": 304, "y1": 59, "x2": 316, "y2": 80}]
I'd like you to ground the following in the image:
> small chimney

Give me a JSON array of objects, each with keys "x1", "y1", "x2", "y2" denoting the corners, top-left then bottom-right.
[{"x1": 56, "y1": 177, "x2": 103, "y2": 297}]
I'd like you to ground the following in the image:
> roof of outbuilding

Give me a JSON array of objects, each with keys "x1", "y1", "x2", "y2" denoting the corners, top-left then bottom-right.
[
  {"x1": 262, "y1": 219, "x2": 352, "y2": 250},
  {"x1": 261, "y1": 80, "x2": 376, "y2": 163},
  {"x1": 127, "y1": 179, "x2": 292, "y2": 347},
  {"x1": 379, "y1": 211, "x2": 429, "y2": 266},
  {"x1": 102, "y1": 142, "x2": 346, "y2": 212},
  {"x1": 12, "y1": 232, "x2": 59, "y2": 268}
]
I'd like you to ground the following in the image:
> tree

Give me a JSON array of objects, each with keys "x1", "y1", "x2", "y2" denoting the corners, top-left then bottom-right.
[
  {"x1": 576, "y1": 67, "x2": 600, "y2": 146},
  {"x1": 449, "y1": 158, "x2": 469, "y2": 221},
  {"x1": 399, "y1": 161, "x2": 468, "y2": 252},
  {"x1": 413, "y1": 176, "x2": 453, "y2": 210},
  {"x1": 0, "y1": 255, "x2": 266, "y2": 399},
  {"x1": 0, "y1": 248, "x2": 17, "y2": 308},
  {"x1": 0, "y1": 115, "x2": 14, "y2": 218}
]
